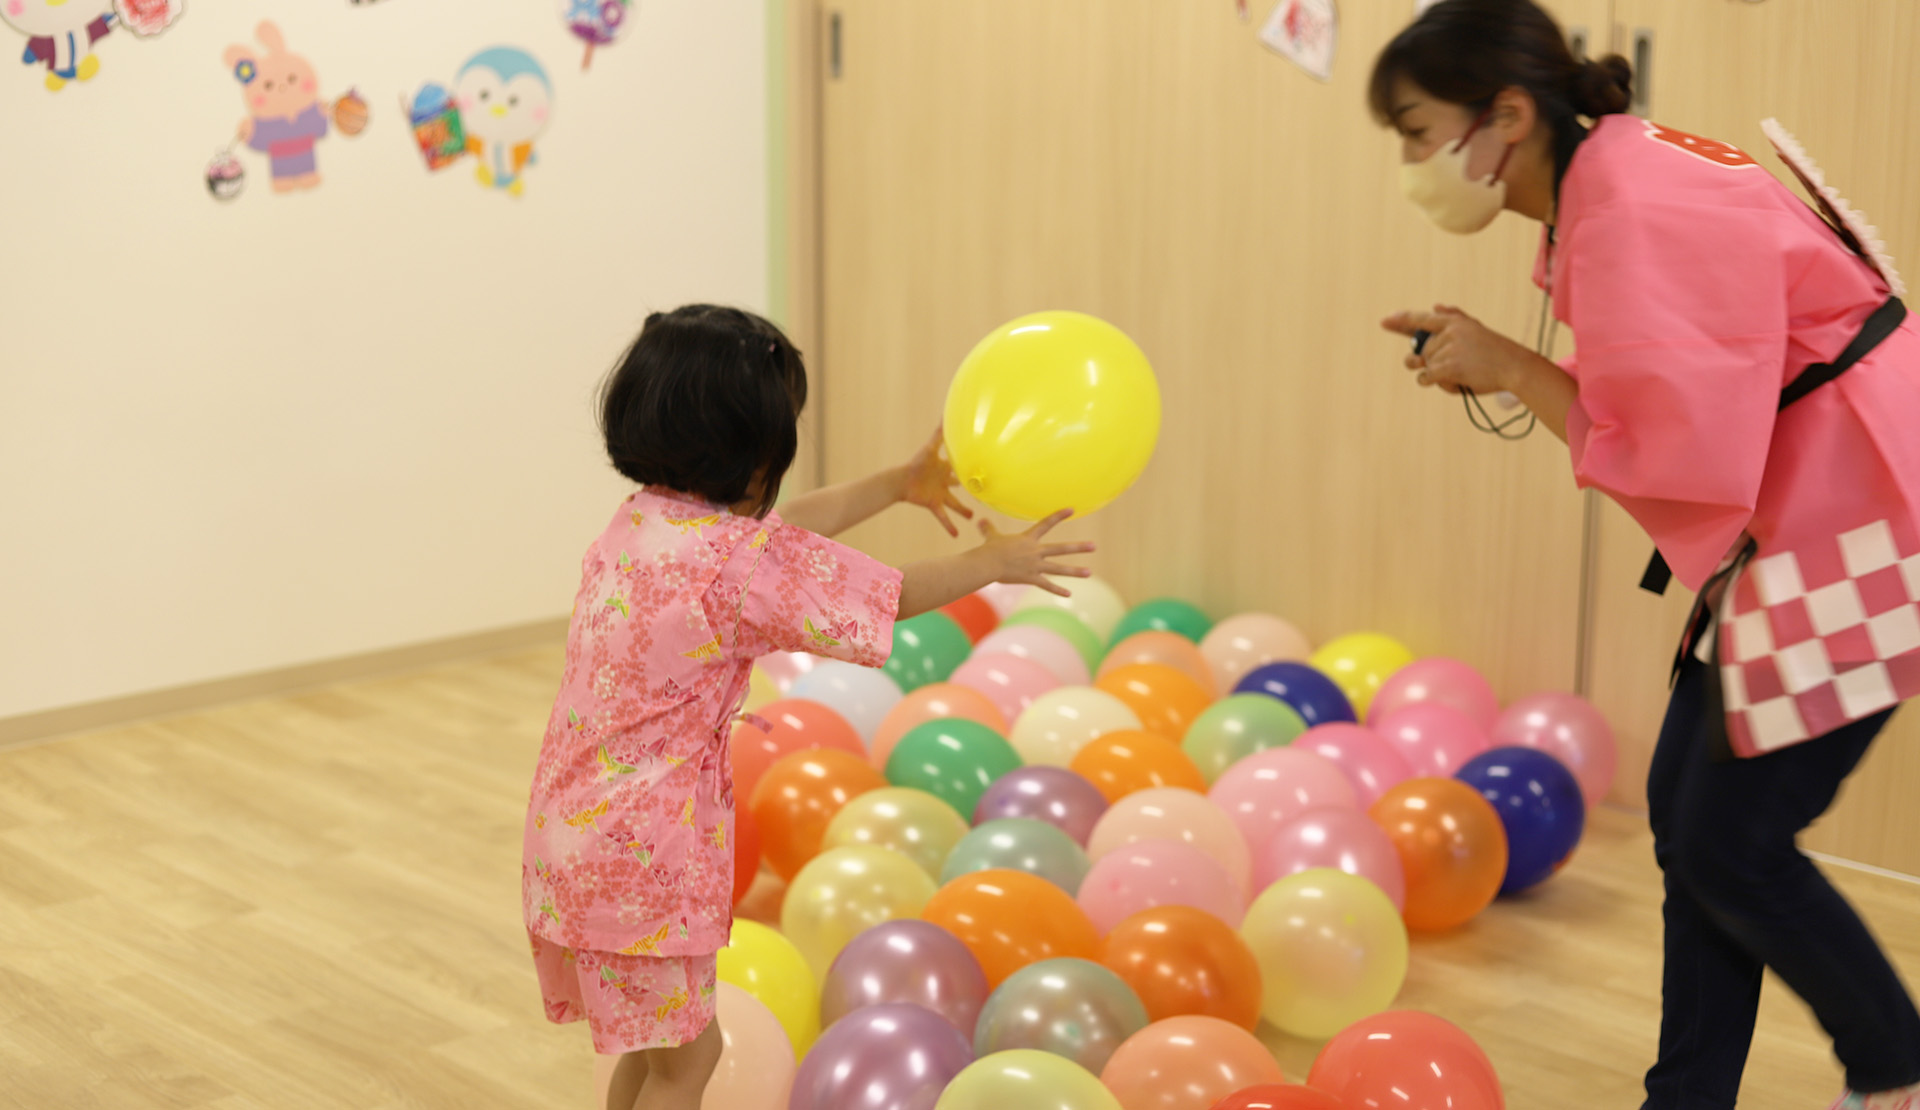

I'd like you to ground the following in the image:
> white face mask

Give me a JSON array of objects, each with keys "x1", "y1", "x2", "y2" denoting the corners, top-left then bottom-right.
[{"x1": 1400, "y1": 116, "x2": 1512, "y2": 235}]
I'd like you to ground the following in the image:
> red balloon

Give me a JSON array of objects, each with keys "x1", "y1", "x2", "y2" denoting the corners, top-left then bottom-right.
[
  {"x1": 731, "y1": 804, "x2": 762, "y2": 906},
  {"x1": 1308, "y1": 1010, "x2": 1503, "y2": 1110},
  {"x1": 1210, "y1": 1086, "x2": 1349, "y2": 1110},
  {"x1": 731, "y1": 698, "x2": 865, "y2": 802},
  {"x1": 940, "y1": 593, "x2": 1002, "y2": 643}
]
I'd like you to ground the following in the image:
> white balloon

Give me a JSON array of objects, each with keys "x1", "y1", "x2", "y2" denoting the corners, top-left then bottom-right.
[
  {"x1": 1013, "y1": 575, "x2": 1128, "y2": 642},
  {"x1": 789, "y1": 661, "x2": 904, "y2": 742}
]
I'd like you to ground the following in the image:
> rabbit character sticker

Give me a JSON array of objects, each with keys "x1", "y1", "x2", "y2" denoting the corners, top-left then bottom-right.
[
  {"x1": 222, "y1": 21, "x2": 365, "y2": 196},
  {"x1": 3, "y1": 0, "x2": 178, "y2": 91},
  {"x1": 406, "y1": 47, "x2": 552, "y2": 198}
]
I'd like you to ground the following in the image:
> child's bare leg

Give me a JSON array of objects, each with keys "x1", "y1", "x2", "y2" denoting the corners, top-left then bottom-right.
[
  {"x1": 604, "y1": 1051, "x2": 648, "y2": 1110},
  {"x1": 634, "y1": 1020, "x2": 721, "y2": 1109}
]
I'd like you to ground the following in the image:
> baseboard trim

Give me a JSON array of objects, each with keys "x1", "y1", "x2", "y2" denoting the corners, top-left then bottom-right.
[{"x1": 0, "y1": 617, "x2": 570, "y2": 751}]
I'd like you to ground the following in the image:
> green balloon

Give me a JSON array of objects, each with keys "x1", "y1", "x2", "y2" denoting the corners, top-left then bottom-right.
[
  {"x1": 1000, "y1": 607, "x2": 1103, "y2": 672},
  {"x1": 940, "y1": 818, "x2": 1091, "y2": 895},
  {"x1": 885, "y1": 719, "x2": 1023, "y2": 819},
  {"x1": 1108, "y1": 598, "x2": 1214, "y2": 646},
  {"x1": 1181, "y1": 693, "x2": 1309, "y2": 785},
  {"x1": 883, "y1": 611, "x2": 974, "y2": 693}
]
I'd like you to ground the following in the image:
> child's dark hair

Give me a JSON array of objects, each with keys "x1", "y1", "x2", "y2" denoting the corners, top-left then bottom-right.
[
  {"x1": 1369, "y1": 0, "x2": 1633, "y2": 181},
  {"x1": 599, "y1": 305, "x2": 807, "y2": 518}
]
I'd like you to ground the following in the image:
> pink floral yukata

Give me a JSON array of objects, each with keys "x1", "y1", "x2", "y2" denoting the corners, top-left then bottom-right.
[{"x1": 523, "y1": 488, "x2": 900, "y2": 1053}]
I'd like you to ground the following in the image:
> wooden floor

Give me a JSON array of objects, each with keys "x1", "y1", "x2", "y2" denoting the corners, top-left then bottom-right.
[{"x1": 2, "y1": 645, "x2": 1915, "y2": 1109}]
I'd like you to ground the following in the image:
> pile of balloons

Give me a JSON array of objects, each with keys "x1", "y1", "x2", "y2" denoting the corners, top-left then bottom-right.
[{"x1": 685, "y1": 578, "x2": 1616, "y2": 1110}]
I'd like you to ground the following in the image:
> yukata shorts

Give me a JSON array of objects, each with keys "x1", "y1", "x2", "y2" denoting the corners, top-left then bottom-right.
[{"x1": 530, "y1": 932, "x2": 717, "y2": 1054}]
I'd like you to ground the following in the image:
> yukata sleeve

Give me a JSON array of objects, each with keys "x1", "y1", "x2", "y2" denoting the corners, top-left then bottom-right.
[
  {"x1": 1561, "y1": 200, "x2": 1792, "y2": 591},
  {"x1": 726, "y1": 517, "x2": 902, "y2": 667}
]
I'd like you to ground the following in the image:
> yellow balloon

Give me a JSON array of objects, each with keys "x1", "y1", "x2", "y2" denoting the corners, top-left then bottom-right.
[
  {"x1": 821, "y1": 787, "x2": 972, "y2": 878},
  {"x1": 1009, "y1": 687, "x2": 1143, "y2": 766},
  {"x1": 743, "y1": 665, "x2": 781, "y2": 714},
  {"x1": 1239, "y1": 867, "x2": 1409, "y2": 1039},
  {"x1": 935, "y1": 1049, "x2": 1123, "y2": 1110},
  {"x1": 781, "y1": 845, "x2": 938, "y2": 981},
  {"x1": 716, "y1": 919, "x2": 820, "y2": 1055},
  {"x1": 943, "y1": 311, "x2": 1161, "y2": 521},
  {"x1": 1308, "y1": 632, "x2": 1416, "y2": 719}
]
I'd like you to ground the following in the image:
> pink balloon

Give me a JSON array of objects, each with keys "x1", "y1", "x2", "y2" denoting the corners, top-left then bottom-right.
[
  {"x1": 1295, "y1": 723, "x2": 1415, "y2": 810},
  {"x1": 1199, "y1": 612, "x2": 1313, "y2": 692},
  {"x1": 1206, "y1": 747, "x2": 1357, "y2": 858},
  {"x1": 974, "y1": 624, "x2": 1093, "y2": 686},
  {"x1": 951, "y1": 651, "x2": 1063, "y2": 727},
  {"x1": 1492, "y1": 692, "x2": 1618, "y2": 809},
  {"x1": 1373, "y1": 704, "x2": 1492, "y2": 779},
  {"x1": 1255, "y1": 806, "x2": 1407, "y2": 912},
  {"x1": 1086, "y1": 787, "x2": 1252, "y2": 898},
  {"x1": 1368, "y1": 657, "x2": 1500, "y2": 731},
  {"x1": 757, "y1": 651, "x2": 819, "y2": 694},
  {"x1": 1077, "y1": 838, "x2": 1245, "y2": 933},
  {"x1": 977, "y1": 583, "x2": 1031, "y2": 618}
]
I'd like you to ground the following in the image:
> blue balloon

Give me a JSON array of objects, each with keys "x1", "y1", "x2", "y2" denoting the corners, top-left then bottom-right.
[
  {"x1": 1232, "y1": 662, "x2": 1356, "y2": 727},
  {"x1": 1456, "y1": 746, "x2": 1586, "y2": 895}
]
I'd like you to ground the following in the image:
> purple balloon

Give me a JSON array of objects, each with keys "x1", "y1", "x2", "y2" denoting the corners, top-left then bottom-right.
[
  {"x1": 819, "y1": 920, "x2": 990, "y2": 1034},
  {"x1": 789, "y1": 1003, "x2": 974, "y2": 1110},
  {"x1": 971, "y1": 766, "x2": 1110, "y2": 845}
]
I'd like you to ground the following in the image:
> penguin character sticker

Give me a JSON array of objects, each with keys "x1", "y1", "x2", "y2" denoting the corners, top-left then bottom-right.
[{"x1": 405, "y1": 46, "x2": 552, "y2": 197}]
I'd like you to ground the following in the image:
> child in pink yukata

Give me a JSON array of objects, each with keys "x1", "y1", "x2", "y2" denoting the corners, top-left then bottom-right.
[{"x1": 521, "y1": 304, "x2": 1094, "y2": 1109}]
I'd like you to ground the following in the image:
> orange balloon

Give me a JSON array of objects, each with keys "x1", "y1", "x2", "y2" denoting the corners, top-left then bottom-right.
[
  {"x1": 1099, "y1": 905, "x2": 1263, "y2": 1030},
  {"x1": 921, "y1": 868, "x2": 1100, "y2": 988},
  {"x1": 749, "y1": 749, "x2": 888, "y2": 881},
  {"x1": 732, "y1": 699, "x2": 866, "y2": 803},
  {"x1": 1369, "y1": 777, "x2": 1510, "y2": 932},
  {"x1": 1095, "y1": 663, "x2": 1214, "y2": 742},
  {"x1": 731, "y1": 804, "x2": 762, "y2": 907},
  {"x1": 870, "y1": 683, "x2": 1010, "y2": 769},
  {"x1": 1099, "y1": 632, "x2": 1219, "y2": 700},
  {"x1": 1099, "y1": 1015, "x2": 1285, "y2": 1110},
  {"x1": 940, "y1": 593, "x2": 1002, "y2": 643},
  {"x1": 1069, "y1": 730, "x2": 1207, "y2": 804}
]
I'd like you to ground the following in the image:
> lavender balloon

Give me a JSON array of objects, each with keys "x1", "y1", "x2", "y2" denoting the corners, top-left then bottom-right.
[
  {"x1": 819, "y1": 920, "x2": 990, "y2": 1034},
  {"x1": 971, "y1": 765, "x2": 1110, "y2": 845},
  {"x1": 788, "y1": 1003, "x2": 974, "y2": 1110}
]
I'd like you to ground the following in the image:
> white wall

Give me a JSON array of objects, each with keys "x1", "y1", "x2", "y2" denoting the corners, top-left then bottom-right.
[{"x1": 0, "y1": 1, "x2": 768, "y2": 718}]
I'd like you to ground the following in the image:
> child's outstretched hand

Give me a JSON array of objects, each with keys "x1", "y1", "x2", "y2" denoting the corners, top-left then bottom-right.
[
  {"x1": 978, "y1": 509, "x2": 1095, "y2": 597},
  {"x1": 899, "y1": 425, "x2": 975, "y2": 537}
]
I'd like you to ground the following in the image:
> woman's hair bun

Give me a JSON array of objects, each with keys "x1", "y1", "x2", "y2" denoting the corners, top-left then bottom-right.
[{"x1": 1573, "y1": 54, "x2": 1633, "y2": 116}]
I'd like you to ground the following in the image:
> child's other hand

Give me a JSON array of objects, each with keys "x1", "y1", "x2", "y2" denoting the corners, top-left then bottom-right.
[
  {"x1": 977, "y1": 509, "x2": 1095, "y2": 597},
  {"x1": 899, "y1": 425, "x2": 974, "y2": 537}
]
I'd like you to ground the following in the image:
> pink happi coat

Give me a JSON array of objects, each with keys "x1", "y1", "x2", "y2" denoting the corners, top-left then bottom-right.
[
  {"x1": 522, "y1": 489, "x2": 901, "y2": 956},
  {"x1": 1544, "y1": 113, "x2": 1920, "y2": 756}
]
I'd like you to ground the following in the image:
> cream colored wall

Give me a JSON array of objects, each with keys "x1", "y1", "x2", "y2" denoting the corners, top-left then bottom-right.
[{"x1": 0, "y1": 2, "x2": 767, "y2": 720}]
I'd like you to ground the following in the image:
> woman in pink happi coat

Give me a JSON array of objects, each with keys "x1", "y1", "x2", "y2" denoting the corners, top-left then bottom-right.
[
  {"x1": 523, "y1": 305, "x2": 1093, "y2": 1110},
  {"x1": 1373, "y1": 2, "x2": 1920, "y2": 1108}
]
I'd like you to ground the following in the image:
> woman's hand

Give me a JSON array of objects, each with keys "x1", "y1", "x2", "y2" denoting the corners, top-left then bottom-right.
[
  {"x1": 977, "y1": 510, "x2": 1094, "y2": 597},
  {"x1": 898, "y1": 425, "x2": 974, "y2": 537},
  {"x1": 1381, "y1": 305, "x2": 1532, "y2": 395}
]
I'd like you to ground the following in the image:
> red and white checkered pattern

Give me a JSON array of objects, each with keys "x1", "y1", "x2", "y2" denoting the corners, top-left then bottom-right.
[{"x1": 1719, "y1": 520, "x2": 1920, "y2": 755}]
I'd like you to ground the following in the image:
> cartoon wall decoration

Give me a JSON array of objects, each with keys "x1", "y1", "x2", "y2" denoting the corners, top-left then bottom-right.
[
  {"x1": 1259, "y1": 0, "x2": 1337, "y2": 81},
  {"x1": 405, "y1": 47, "x2": 553, "y2": 197},
  {"x1": 204, "y1": 148, "x2": 245, "y2": 200},
  {"x1": 221, "y1": 21, "x2": 365, "y2": 196},
  {"x1": 560, "y1": 0, "x2": 634, "y2": 70},
  {"x1": 3, "y1": 0, "x2": 181, "y2": 92}
]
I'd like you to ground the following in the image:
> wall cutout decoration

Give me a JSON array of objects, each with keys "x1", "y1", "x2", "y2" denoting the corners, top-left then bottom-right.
[
  {"x1": 560, "y1": 0, "x2": 634, "y2": 70},
  {"x1": 222, "y1": 21, "x2": 365, "y2": 196},
  {"x1": 1259, "y1": 0, "x2": 1337, "y2": 82},
  {"x1": 205, "y1": 147, "x2": 244, "y2": 200},
  {"x1": 405, "y1": 47, "x2": 552, "y2": 197},
  {"x1": 3, "y1": 0, "x2": 180, "y2": 92}
]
